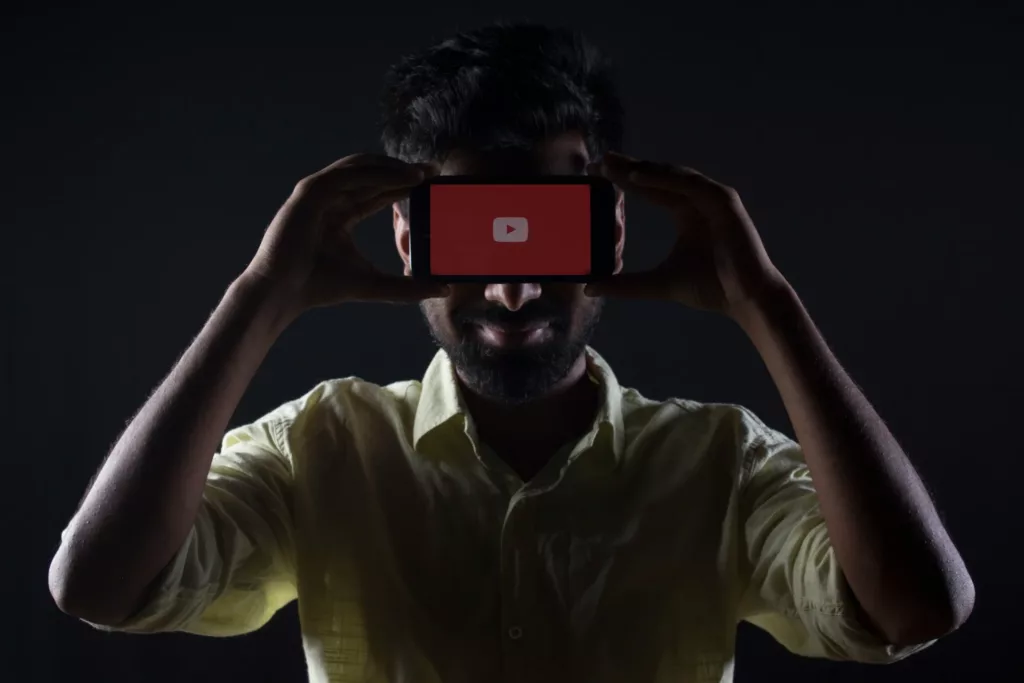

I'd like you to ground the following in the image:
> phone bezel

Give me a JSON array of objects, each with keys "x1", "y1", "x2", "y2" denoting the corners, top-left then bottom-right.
[{"x1": 408, "y1": 175, "x2": 617, "y2": 282}]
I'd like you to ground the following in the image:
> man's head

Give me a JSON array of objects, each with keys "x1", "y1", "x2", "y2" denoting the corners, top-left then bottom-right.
[{"x1": 380, "y1": 23, "x2": 626, "y2": 405}]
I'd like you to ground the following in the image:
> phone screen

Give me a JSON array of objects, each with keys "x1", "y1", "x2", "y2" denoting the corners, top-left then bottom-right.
[{"x1": 428, "y1": 183, "x2": 592, "y2": 277}]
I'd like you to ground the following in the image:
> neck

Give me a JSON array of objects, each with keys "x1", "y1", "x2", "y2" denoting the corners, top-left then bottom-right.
[{"x1": 459, "y1": 353, "x2": 600, "y2": 458}]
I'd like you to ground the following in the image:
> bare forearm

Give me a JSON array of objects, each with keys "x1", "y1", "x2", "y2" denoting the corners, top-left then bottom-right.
[
  {"x1": 49, "y1": 272, "x2": 298, "y2": 622},
  {"x1": 733, "y1": 281, "x2": 974, "y2": 644}
]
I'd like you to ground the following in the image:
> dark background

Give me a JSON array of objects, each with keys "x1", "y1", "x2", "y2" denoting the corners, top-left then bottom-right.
[{"x1": 6, "y1": 1, "x2": 1021, "y2": 681}]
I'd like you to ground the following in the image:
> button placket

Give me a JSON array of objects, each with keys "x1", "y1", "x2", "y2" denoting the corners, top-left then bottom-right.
[{"x1": 501, "y1": 492, "x2": 532, "y2": 658}]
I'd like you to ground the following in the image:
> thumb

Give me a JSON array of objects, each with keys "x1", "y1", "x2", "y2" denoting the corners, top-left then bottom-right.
[
  {"x1": 584, "y1": 271, "x2": 671, "y2": 300},
  {"x1": 349, "y1": 273, "x2": 450, "y2": 304}
]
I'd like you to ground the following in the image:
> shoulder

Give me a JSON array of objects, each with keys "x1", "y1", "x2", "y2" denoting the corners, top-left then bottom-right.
[
  {"x1": 620, "y1": 387, "x2": 772, "y2": 445},
  {"x1": 619, "y1": 388, "x2": 794, "y2": 476},
  {"x1": 225, "y1": 376, "x2": 413, "y2": 451}
]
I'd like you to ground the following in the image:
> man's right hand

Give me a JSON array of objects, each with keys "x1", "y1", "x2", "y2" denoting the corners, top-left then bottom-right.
[{"x1": 243, "y1": 153, "x2": 450, "y2": 313}]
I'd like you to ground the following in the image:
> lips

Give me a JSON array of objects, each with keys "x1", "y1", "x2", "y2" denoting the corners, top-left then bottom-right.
[
  {"x1": 486, "y1": 322, "x2": 545, "y2": 332},
  {"x1": 474, "y1": 320, "x2": 552, "y2": 346}
]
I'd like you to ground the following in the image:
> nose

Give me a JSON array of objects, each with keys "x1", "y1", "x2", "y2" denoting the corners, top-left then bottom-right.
[{"x1": 483, "y1": 283, "x2": 542, "y2": 311}]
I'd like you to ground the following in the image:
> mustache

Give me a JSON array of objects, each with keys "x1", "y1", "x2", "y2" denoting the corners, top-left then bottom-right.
[{"x1": 453, "y1": 301, "x2": 569, "y2": 328}]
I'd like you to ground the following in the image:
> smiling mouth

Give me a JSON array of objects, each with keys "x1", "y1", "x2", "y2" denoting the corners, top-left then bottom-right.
[
  {"x1": 481, "y1": 320, "x2": 548, "y2": 332},
  {"x1": 473, "y1": 320, "x2": 553, "y2": 346}
]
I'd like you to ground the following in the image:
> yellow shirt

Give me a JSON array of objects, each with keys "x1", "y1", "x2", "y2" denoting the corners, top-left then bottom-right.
[{"x1": 75, "y1": 346, "x2": 931, "y2": 682}]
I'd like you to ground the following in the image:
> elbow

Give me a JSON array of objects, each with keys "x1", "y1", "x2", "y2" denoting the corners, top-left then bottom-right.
[
  {"x1": 48, "y1": 545, "x2": 84, "y2": 617},
  {"x1": 947, "y1": 568, "x2": 977, "y2": 631},
  {"x1": 48, "y1": 542, "x2": 132, "y2": 626},
  {"x1": 884, "y1": 568, "x2": 976, "y2": 646}
]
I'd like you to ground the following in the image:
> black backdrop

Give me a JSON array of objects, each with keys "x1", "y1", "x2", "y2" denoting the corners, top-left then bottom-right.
[{"x1": 6, "y1": 2, "x2": 1022, "y2": 681}]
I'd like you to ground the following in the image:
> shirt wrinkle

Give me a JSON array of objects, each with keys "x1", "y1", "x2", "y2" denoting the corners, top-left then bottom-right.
[{"x1": 73, "y1": 345, "x2": 935, "y2": 681}]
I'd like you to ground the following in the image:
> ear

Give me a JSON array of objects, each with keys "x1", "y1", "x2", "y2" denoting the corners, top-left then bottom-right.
[
  {"x1": 393, "y1": 203, "x2": 412, "y2": 276},
  {"x1": 614, "y1": 189, "x2": 626, "y2": 275}
]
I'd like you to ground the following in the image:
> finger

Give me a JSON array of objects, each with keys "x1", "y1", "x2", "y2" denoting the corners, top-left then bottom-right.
[
  {"x1": 596, "y1": 152, "x2": 731, "y2": 214},
  {"x1": 300, "y1": 153, "x2": 440, "y2": 201},
  {"x1": 341, "y1": 185, "x2": 420, "y2": 228},
  {"x1": 584, "y1": 270, "x2": 674, "y2": 300},
  {"x1": 629, "y1": 166, "x2": 727, "y2": 209},
  {"x1": 328, "y1": 176, "x2": 419, "y2": 207},
  {"x1": 599, "y1": 151, "x2": 702, "y2": 187},
  {"x1": 594, "y1": 163, "x2": 706, "y2": 233},
  {"x1": 340, "y1": 159, "x2": 440, "y2": 187},
  {"x1": 592, "y1": 158, "x2": 691, "y2": 208},
  {"x1": 329, "y1": 154, "x2": 441, "y2": 185},
  {"x1": 590, "y1": 157, "x2": 707, "y2": 239},
  {"x1": 319, "y1": 152, "x2": 437, "y2": 175},
  {"x1": 304, "y1": 164, "x2": 432, "y2": 202}
]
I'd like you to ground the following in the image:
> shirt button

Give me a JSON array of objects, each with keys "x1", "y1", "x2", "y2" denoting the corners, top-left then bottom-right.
[{"x1": 507, "y1": 626, "x2": 523, "y2": 640}]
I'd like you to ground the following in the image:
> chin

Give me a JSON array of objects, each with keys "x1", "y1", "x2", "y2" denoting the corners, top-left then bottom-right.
[
  {"x1": 420, "y1": 301, "x2": 602, "y2": 401},
  {"x1": 453, "y1": 332, "x2": 587, "y2": 401}
]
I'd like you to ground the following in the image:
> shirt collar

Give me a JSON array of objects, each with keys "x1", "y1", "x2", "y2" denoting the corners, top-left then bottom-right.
[{"x1": 412, "y1": 346, "x2": 626, "y2": 464}]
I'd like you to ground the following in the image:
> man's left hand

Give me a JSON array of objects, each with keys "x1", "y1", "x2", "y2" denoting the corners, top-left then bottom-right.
[{"x1": 585, "y1": 151, "x2": 787, "y2": 317}]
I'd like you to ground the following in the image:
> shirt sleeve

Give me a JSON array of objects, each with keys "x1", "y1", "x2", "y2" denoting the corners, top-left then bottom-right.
[
  {"x1": 734, "y1": 407, "x2": 935, "y2": 663},
  {"x1": 73, "y1": 411, "x2": 298, "y2": 637}
]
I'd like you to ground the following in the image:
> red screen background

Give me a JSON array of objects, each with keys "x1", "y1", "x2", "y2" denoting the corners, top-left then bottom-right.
[{"x1": 429, "y1": 184, "x2": 591, "y2": 276}]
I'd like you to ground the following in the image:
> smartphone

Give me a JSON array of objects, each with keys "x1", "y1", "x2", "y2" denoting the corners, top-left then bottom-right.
[{"x1": 408, "y1": 175, "x2": 617, "y2": 282}]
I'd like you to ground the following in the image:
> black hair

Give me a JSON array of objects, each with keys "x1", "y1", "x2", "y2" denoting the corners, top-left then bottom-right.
[{"x1": 380, "y1": 22, "x2": 624, "y2": 213}]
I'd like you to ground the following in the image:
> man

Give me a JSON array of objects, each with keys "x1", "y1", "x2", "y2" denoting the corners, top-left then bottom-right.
[{"x1": 49, "y1": 22, "x2": 973, "y2": 683}]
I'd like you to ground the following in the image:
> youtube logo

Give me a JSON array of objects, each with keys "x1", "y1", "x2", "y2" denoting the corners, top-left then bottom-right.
[
  {"x1": 429, "y1": 184, "x2": 589, "y2": 276},
  {"x1": 492, "y1": 217, "x2": 529, "y2": 243}
]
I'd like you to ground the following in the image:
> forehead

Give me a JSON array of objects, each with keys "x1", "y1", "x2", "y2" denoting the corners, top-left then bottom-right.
[{"x1": 440, "y1": 132, "x2": 591, "y2": 176}]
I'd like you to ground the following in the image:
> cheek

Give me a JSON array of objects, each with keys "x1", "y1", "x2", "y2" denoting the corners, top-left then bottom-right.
[
  {"x1": 421, "y1": 299, "x2": 457, "y2": 335},
  {"x1": 573, "y1": 296, "x2": 603, "y2": 328}
]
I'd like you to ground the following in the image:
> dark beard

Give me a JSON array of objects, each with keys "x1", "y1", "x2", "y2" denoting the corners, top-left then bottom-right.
[{"x1": 423, "y1": 301, "x2": 603, "y2": 405}]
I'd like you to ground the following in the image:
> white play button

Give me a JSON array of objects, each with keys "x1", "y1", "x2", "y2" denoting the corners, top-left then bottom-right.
[{"x1": 492, "y1": 217, "x2": 529, "y2": 242}]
